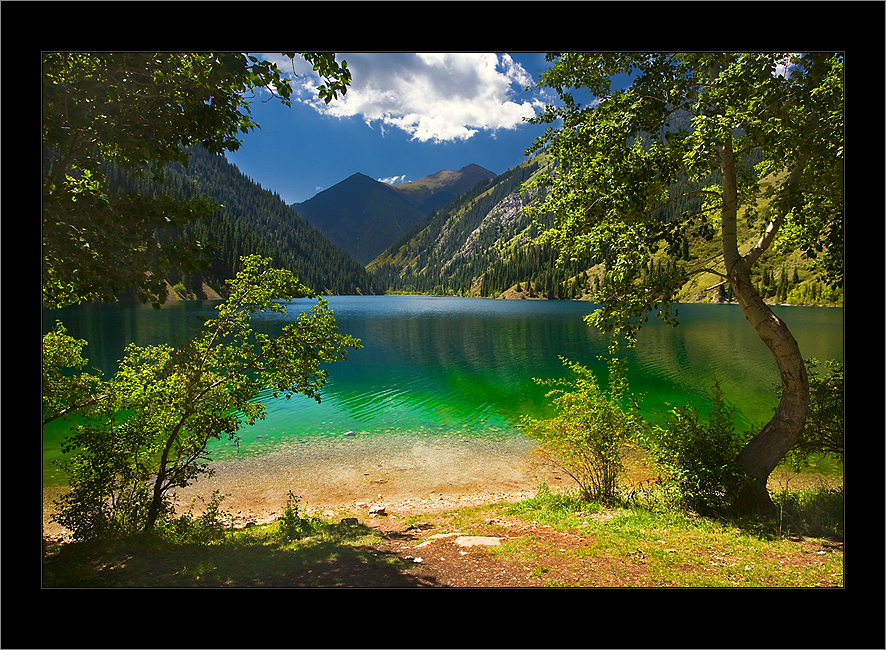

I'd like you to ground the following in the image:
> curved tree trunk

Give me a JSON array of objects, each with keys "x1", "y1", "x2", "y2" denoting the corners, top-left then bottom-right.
[
  {"x1": 728, "y1": 260, "x2": 809, "y2": 518},
  {"x1": 719, "y1": 139, "x2": 810, "y2": 518}
]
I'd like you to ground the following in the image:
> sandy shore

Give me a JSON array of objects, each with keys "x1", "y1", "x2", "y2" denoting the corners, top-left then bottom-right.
[
  {"x1": 43, "y1": 432, "x2": 559, "y2": 537},
  {"x1": 42, "y1": 430, "x2": 841, "y2": 539}
]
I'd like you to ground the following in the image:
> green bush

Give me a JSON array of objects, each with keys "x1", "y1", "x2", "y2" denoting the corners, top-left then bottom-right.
[
  {"x1": 647, "y1": 382, "x2": 753, "y2": 518},
  {"x1": 520, "y1": 357, "x2": 645, "y2": 504},
  {"x1": 278, "y1": 492, "x2": 321, "y2": 542},
  {"x1": 784, "y1": 358, "x2": 843, "y2": 471},
  {"x1": 773, "y1": 485, "x2": 843, "y2": 539},
  {"x1": 52, "y1": 432, "x2": 165, "y2": 541}
]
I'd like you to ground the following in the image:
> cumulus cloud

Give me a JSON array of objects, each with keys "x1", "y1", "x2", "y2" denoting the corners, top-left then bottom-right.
[{"x1": 279, "y1": 52, "x2": 543, "y2": 143}]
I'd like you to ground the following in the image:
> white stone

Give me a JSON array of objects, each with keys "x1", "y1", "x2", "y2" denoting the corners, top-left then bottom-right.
[
  {"x1": 454, "y1": 536, "x2": 501, "y2": 547},
  {"x1": 415, "y1": 533, "x2": 461, "y2": 547}
]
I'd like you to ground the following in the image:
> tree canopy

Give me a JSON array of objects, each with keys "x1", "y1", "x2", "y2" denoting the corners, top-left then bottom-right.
[
  {"x1": 526, "y1": 52, "x2": 842, "y2": 343},
  {"x1": 524, "y1": 52, "x2": 843, "y2": 516},
  {"x1": 42, "y1": 52, "x2": 352, "y2": 309}
]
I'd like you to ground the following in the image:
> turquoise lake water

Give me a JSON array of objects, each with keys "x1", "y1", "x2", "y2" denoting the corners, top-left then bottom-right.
[{"x1": 43, "y1": 296, "x2": 843, "y2": 485}]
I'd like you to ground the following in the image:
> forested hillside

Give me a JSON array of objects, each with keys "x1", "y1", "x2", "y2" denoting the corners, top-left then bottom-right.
[
  {"x1": 367, "y1": 152, "x2": 843, "y2": 307},
  {"x1": 367, "y1": 158, "x2": 561, "y2": 295},
  {"x1": 103, "y1": 147, "x2": 385, "y2": 298}
]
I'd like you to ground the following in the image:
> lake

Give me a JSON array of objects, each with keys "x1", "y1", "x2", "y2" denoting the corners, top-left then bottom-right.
[{"x1": 42, "y1": 296, "x2": 843, "y2": 486}]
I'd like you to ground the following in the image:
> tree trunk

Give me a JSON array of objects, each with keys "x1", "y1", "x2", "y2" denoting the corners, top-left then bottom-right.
[
  {"x1": 719, "y1": 138, "x2": 810, "y2": 519},
  {"x1": 728, "y1": 260, "x2": 809, "y2": 518},
  {"x1": 145, "y1": 419, "x2": 185, "y2": 531},
  {"x1": 145, "y1": 471, "x2": 166, "y2": 531}
]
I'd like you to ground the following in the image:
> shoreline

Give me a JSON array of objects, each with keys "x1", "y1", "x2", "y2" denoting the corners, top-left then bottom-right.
[
  {"x1": 43, "y1": 432, "x2": 558, "y2": 538},
  {"x1": 42, "y1": 430, "x2": 843, "y2": 540}
]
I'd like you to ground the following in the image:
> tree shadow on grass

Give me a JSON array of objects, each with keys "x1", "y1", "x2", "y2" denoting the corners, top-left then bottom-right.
[{"x1": 42, "y1": 522, "x2": 444, "y2": 588}]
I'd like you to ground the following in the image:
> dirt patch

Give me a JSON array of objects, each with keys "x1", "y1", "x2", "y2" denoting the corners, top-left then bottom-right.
[{"x1": 267, "y1": 507, "x2": 655, "y2": 588}]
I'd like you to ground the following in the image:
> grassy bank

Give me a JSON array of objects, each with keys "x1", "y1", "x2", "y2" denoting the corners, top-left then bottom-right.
[{"x1": 42, "y1": 482, "x2": 842, "y2": 589}]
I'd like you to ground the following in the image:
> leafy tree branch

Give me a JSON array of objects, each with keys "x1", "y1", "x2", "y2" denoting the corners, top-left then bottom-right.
[{"x1": 49, "y1": 255, "x2": 361, "y2": 538}]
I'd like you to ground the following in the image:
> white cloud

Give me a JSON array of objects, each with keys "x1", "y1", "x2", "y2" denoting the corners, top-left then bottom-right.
[
  {"x1": 282, "y1": 52, "x2": 543, "y2": 143},
  {"x1": 378, "y1": 174, "x2": 408, "y2": 185}
]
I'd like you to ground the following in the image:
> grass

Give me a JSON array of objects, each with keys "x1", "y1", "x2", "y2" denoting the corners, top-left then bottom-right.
[
  {"x1": 490, "y1": 485, "x2": 843, "y2": 587},
  {"x1": 42, "y1": 516, "x2": 396, "y2": 588},
  {"x1": 42, "y1": 480, "x2": 843, "y2": 589}
]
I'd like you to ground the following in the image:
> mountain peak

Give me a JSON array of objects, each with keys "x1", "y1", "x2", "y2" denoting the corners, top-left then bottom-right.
[
  {"x1": 290, "y1": 164, "x2": 497, "y2": 266},
  {"x1": 391, "y1": 164, "x2": 496, "y2": 214}
]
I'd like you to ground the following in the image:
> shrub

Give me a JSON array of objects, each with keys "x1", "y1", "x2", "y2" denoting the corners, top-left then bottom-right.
[
  {"x1": 784, "y1": 358, "x2": 843, "y2": 471},
  {"x1": 157, "y1": 490, "x2": 232, "y2": 544},
  {"x1": 773, "y1": 485, "x2": 843, "y2": 539},
  {"x1": 520, "y1": 357, "x2": 645, "y2": 504},
  {"x1": 52, "y1": 426, "x2": 167, "y2": 541},
  {"x1": 647, "y1": 382, "x2": 753, "y2": 518},
  {"x1": 278, "y1": 492, "x2": 320, "y2": 542}
]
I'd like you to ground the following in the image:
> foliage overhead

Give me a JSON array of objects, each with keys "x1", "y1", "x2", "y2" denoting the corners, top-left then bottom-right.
[
  {"x1": 42, "y1": 52, "x2": 352, "y2": 309},
  {"x1": 524, "y1": 52, "x2": 843, "y2": 347}
]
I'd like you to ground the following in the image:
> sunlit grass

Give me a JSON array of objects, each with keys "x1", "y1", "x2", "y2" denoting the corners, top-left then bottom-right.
[{"x1": 499, "y1": 483, "x2": 842, "y2": 587}]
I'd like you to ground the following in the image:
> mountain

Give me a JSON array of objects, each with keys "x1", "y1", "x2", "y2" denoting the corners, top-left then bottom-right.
[
  {"x1": 105, "y1": 147, "x2": 385, "y2": 297},
  {"x1": 292, "y1": 173, "x2": 427, "y2": 266},
  {"x1": 292, "y1": 164, "x2": 497, "y2": 266},
  {"x1": 367, "y1": 152, "x2": 843, "y2": 306},
  {"x1": 388, "y1": 163, "x2": 497, "y2": 214}
]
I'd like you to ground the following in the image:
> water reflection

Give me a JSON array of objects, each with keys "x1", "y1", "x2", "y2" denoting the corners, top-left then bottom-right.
[{"x1": 44, "y1": 297, "x2": 843, "y2": 464}]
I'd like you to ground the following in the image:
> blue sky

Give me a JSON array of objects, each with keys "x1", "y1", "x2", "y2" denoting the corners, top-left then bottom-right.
[{"x1": 224, "y1": 53, "x2": 557, "y2": 205}]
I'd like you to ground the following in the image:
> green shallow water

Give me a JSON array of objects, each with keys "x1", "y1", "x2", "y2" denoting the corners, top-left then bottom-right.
[{"x1": 43, "y1": 296, "x2": 843, "y2": 486}]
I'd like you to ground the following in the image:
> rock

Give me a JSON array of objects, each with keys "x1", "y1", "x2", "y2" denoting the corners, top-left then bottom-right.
[
  {"x1": 369, "y1": 505, "x2": 386, "y2": 516},
  {"x1": 415, "y1": 532, "x2": 461, "y2": 547},
  {"x1": 454, "y1": 536, "x2": 501, "y2": 547},
  {"x1": 340, "y1": 517, "x2": 359, "y2": 525}
]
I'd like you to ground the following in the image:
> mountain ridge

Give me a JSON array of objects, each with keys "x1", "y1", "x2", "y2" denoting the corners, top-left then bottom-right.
[
  {"x1": 291, "y1": 164, "x2": 497, "y2": 266},
  {"x1": 387, "y1": 163, "x2": 497, "y2": 214}
]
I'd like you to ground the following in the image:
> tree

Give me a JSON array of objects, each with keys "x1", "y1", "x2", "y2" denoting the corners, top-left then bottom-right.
[
  {"x1": 524, "y1": 53, "x2": 843, "y2": 517},
  {"x1": 48, "y1": 255, "x2": 361, "y2": 538},
  {"x1": 42, "y1": 52, "x2": 351, "y2": 309}
]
